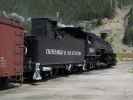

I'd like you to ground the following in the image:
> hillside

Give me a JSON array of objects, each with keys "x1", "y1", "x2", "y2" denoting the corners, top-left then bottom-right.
[{"x1": 91, "y1": 7, "x2": 133, "y2": 53}]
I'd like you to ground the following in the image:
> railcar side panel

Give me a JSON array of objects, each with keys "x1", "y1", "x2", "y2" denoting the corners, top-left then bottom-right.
[{"x1": 0, "y1": 18, "x2": 24, "y2": 78}]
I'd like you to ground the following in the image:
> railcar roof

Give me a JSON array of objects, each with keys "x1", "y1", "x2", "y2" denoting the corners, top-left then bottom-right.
[{"x1": 0, "y1": 16, "x2": 24, "y2": 29}]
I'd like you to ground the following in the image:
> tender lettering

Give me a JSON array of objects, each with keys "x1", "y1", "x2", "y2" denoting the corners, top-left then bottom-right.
[{"x1": 45, "y1": 49, "x2": 82, "y2": 56}]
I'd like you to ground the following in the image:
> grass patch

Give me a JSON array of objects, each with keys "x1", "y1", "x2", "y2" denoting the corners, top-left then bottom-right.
[
  {"x1": 116, "y1": 53, "x2": 126, "y2": 61},
  {"x1": 116, "y1": 53, "x2": 133, "y2": 61},
  {"x1": 128, "y1": 68, "x2": 133, "y2": 73}
]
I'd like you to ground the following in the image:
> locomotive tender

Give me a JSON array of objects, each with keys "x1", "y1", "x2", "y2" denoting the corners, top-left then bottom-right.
[{"x1": 25, "y1": 18, "x2": 116, "y2": 80}]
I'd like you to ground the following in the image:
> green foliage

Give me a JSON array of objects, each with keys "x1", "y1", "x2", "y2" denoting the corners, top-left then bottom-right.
[
  {"x1": 117, "y1": 53, "x2": 123, "y2": 61},
  {"x1": 123, "y1": 26, "x2": 133, "y2": 46},
  {"x1": 128, "y1": 68, "x2": 133, "y2": 73},
  {"x1": 123, "y1": 8, "x2": 133, "y2": 46},
  {"x1": 0, "y1": 0, "x2": 132, "y2": 23},
  {"x1": 117, "y1": 0, "x2": 133, "y2": 7},
  {"x1": 0, "y1": 0, "x2": 117, "y2": 23}
]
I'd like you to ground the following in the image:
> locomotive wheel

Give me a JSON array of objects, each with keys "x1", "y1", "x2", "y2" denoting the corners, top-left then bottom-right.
[
  {"x1": 104, "y1": 55, "x2": 114, "y2": 68},
  {"x1": 41, "y1": 71, "x2": 52, "y2": 80},
  {"x1": 51, "y1": 68, "x2": 59, "y2": 78},
  {"x1": 58, "y1": 68, "x2": 68, "y2": 76},
  {"x1": 65, "y1": 64, "x2": 73, "y2": 74},
  {"x1": 89, "y1": 63, "x2": 94, "y2": 70}
]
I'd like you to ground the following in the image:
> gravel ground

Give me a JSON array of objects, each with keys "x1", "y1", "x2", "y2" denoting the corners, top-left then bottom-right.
[{"x1": 0, "y1": 61, "x2": 133, "y2": 100}]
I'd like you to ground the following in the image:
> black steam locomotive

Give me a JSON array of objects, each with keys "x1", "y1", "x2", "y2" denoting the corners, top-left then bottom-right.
[{"x1": 24, "y1": 18, "x2": 116, "y2": 80}]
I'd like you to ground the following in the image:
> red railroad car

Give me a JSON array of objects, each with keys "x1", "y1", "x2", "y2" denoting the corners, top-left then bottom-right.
[{"x1": 0, "y1": 17, "x2": 24, "y2": 85}]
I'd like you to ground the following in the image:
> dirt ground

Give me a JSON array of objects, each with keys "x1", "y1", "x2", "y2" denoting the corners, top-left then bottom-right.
[{"x1": 0, "y1": 61, "x2": 133, "y2": 100}]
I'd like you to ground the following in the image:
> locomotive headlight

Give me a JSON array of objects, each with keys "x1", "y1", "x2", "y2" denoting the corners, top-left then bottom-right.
[{"x1": 89, "y1": 48, "x2": 95, "y2": 53}]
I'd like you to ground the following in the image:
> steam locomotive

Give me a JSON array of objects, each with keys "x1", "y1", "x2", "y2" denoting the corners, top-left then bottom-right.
[
  {"x1": 0, "y1": 17, "x2": 116, "y2": 86},
  {"x1": 24, "y1": 18, "x2": 116, "y2": 80}
]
